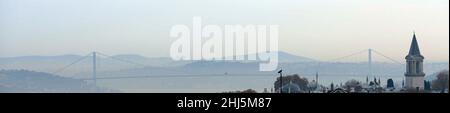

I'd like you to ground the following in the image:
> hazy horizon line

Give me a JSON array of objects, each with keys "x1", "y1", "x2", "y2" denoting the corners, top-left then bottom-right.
[{"x1": 1, "y1": 51, "x2": 448, "y2": 63}]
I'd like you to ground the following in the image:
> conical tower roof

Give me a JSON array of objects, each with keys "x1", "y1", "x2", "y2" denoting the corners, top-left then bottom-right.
[{"x1": 408, "y1": 33, "x2": 422, "y2": 56}]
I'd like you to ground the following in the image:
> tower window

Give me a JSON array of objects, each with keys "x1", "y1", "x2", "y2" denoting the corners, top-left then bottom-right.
[
  {"x1": 409, "y1": 62, "x2": 413, "y2": 74},
  {"x1": 416, "y1": 62, "x2": 420, "y2": 73}
]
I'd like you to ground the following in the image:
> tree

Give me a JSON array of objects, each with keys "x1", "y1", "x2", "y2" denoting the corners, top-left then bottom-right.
[
  {"x1": 424, "y1": 81, "x2": 431, "y2": 91},
  {"x1": 344, "y1": 79, "x2": 362, "y2": 92},
  {"x1": 432, "y1": 70, "x2": 449, "y2": 92},
  {"x1": 330, "y1": 83, "x2": 334, "y2": 91},
  {"x1": 274, "y1": 74, "x2": 309, "y2": 92},
  {"x1": 223, "y1": 89, "x2": 257, "y2": 93},
  {"x1": 240, "y1": 89, "x2": 257, "y2": 93},
  {"x1": 386, "y1": 79, "x2": 394, "y2": 88}
]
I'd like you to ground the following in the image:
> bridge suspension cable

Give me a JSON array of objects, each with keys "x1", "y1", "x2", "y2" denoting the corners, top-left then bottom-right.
[
  {"x1": 95, "y1": 52, "x2": 149, "y2": 68},
  {"x1": 372, "y1": 50, "x2": 403, "y2": 65},
  {"x1": 325, "y1": 49, "x2": 368, "y2": 62},
  {"x1": 52, "y1": 53, "x2": 92, "y2": 75}
]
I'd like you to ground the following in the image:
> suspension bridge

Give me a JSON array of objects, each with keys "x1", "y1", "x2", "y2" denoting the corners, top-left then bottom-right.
[{"x1": 52, "y1": 49, "x2": 403, "y2": 89}]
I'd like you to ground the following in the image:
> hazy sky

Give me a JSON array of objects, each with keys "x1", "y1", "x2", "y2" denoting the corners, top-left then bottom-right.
[{"x1": 0, "y1": 0, "x2": 448, "y2": 62}]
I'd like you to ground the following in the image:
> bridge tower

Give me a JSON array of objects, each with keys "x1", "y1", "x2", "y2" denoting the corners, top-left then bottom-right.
[
  {"x1": 368, "y1": 48, "x2": 373, "y2": 77},
  {"x1": 92, "y1": 52, "x2": 97, "y2": 92}
]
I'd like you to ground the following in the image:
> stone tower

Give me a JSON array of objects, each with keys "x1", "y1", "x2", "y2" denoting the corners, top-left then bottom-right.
[{"x1": 405, "y1": 33, "x2": 425, "y2": 90}]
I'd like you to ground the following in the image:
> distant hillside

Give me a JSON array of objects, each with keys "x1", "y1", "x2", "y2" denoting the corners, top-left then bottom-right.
[
  {"x1": 277, "y1": 51, "x2": 316, "y2": 63},
  {"x1": 230, "y1": 51, "x2": 316, "y2": 63},
  {"x1": 1, "y1": 52, "x2": 447, "y2": 80},
  {"x1": 0, "y1": 51, "x2": 314, "y2": 74},
  {"x1": 0, "y1": 54, "x2": 191, "y2": 75},
  {"x1": 0, "y1": 70, "x2": 118, "y2": 93},
  {"x1": 111, "y1": 54, "x2": 150, "y2": 61},
  {"x1": 183, "y1": 61, "x2": 264, "y2": 74},
  {"x1": 110, "y1": 54, "x2": 192, "y2": 67},
  {"x1": 0, "y1": 55, "x2": 83, "y2": 61}
]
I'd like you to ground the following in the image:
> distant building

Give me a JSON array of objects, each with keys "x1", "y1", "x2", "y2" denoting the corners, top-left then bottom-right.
[
  {"x1": 279, "y1": 81, "x2": 302, "y2": 93},
  {"x1": 405, "y1": 33, "x2": 426, "y2": 90},
  {"x1": 263, "y1": 88, "x2": 269, "y2": 93}
]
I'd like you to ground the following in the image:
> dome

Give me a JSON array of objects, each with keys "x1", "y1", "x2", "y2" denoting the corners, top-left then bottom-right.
[{"x1": 280, "y1": 82, "x2": 302, "y2": 93}]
